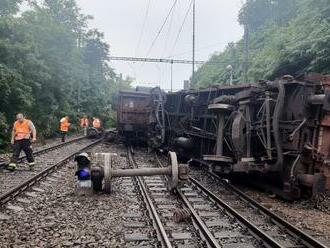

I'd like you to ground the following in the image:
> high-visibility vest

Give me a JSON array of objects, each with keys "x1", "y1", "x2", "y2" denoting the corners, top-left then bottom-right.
[
  {"x1": 60, "y1": 117, "x2": 70, "y2": 132},
  {"x1": 14, "y1": 119, "x2": 31, "y2": 140},
  {"x1": 93, "y1": 118, "x2": 101, "y2": 129},
  {"x1": 80, "y1": 118, "x2": 89, "y2": 128}
]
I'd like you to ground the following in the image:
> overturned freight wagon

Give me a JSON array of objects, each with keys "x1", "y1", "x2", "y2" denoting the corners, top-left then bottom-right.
[
  {"x1": 117, "y1": 75, "x2": 330, "y2": 200},
  {"x1": 164, "y1": 75, "x2": 330, "y2": 200}
]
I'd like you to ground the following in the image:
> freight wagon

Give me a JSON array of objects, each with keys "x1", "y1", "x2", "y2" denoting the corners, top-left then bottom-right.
[
  {"x1": 117, "y1": 86, "x2": 166, "y2": 147},
  {"x1": 117, "y1": 75, "x2": 330, "y2": 200}
]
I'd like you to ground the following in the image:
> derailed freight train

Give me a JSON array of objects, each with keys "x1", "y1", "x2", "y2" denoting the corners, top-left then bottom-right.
[
  {"x1": 117, "y1": 75, "x2": 330, "y2": 200},
  {"x1": 117, "y1": 86, "x2": 166, "y2": 148}
]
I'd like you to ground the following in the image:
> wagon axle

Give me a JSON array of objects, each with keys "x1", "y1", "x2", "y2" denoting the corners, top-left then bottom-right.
[{"x1": 75, "y1": 151, "x2": 189, "y2": 194}]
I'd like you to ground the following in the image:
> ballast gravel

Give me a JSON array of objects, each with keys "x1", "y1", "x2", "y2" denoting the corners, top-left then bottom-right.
[{"x1": 0, "y1": 143, "x2": 133, "y2": 248}]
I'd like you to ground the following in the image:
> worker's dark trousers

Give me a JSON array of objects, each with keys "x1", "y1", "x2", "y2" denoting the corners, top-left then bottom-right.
[
  {"x1": 11, "y1": 139, "x2": 34, "y2": 163},
  {"x1": 60, "y1": 131, "x2": 67, "y2": 142}
]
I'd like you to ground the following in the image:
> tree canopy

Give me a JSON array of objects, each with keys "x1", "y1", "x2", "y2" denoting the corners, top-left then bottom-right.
[
  {"x1": 0, "y1": 0, "x2": 131, "y2": 150},
  {"x1": 192, "y1": 0, "x2": 330, "y2": 88}
]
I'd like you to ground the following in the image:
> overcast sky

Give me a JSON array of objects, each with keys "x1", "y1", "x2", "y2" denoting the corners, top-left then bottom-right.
[{"x1": 76, "y1": 0, "x2": 244, "y2": 90}]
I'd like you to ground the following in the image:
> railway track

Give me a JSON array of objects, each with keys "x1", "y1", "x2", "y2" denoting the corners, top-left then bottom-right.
[
  {"x1": 127, "y1": 147, "x2": 207, "y2": 248},
  {"x1": 186, "y1": 162, "x2": 330, "y2": 248},
  {"x1": 0, "y1": 142, "x2": 129, "y2": 247},
  {"x1": 154, "y1": 152, "x2": 329, "y2": 248},
  {"x1": 0, "y1": 136, "x2": 103, "y2": 206},
  {"x1": 0, "y1": 140, "x2": 328, "y2": 247},
  {"x1": 0, "y1": 135, "x2": 86, "y2": 168},
  {"x1": 155, "y1": 152, "x2": 265, "y2": 248},
  {"x1": 129, "y1": 147, "x2": 298, "y2": 248}
]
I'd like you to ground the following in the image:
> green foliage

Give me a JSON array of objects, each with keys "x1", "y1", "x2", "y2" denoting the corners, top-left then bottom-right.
[
  {"x1": 192, "y1": 0, "x2": 330, "y2": 87},
  {"x1": 192, "y1": 42, "x2": 243, "y2": 88},
  {"x1": 0, "y1": 112, "x2": 9, "y2": 150},
  {"x1": 238, "y1": 0, "x2": 298, "y2": 30},
  {"x1": 0, "y1": 0, "x2": 22, "y2": 16},
  {"x1": 0, "y1": 0, "x2": 131, "y2": 150}
]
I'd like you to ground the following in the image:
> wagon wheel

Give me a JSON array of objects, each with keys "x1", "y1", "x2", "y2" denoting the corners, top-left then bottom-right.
[{"x1": 167, "y1": 151, "x2": 178, "y2": 192}]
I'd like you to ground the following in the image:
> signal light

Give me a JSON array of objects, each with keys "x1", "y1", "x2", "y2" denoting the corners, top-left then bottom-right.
[
  {"x1": 74, "y1": 153, "x2": 92, "y2": 190},
  {"x1": 76, "y1": 168, "x2": 90, "y2": 181}
]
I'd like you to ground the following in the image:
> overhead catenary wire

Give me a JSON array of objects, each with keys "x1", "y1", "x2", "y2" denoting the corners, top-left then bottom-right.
[
  {"x1": 161, "y1": 1, "x2": 176, "y2": 57},
  {"x1": 135, "y1": 0, "x2": 152, "y2": 57},
  {"x1": 109, "y1": 55, "x2": 227, "y2": 91},
  {"x1": 109, "y1": 56, "x2": 230, "y2": 65},
  {"x1": 145, "y1": 0, "x2": 179, "y2": 58},
  {"x1": 169, "y1": 0, "x2": 193, "y2": 58},
  {"x1": 192, "y1": 0, "x2": 196, "y2": 79}
]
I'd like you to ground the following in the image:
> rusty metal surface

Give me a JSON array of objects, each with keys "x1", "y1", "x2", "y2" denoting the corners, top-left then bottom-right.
[
  {"x1": 317, "y1": 76, "x2": 330, "y2": 191},
  {"x1": 117, "y1": 91, "x2": 152, "y2": 127},
  {"x1": 117, "y1": 74, "x2": 330, "y2": 200},
  {"x1": 117, "y1": 87, "x2": 166, "y2": 147}
]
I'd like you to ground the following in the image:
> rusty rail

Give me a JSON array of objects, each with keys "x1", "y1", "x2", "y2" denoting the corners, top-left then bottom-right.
[
  {"x1": 127, "y1": 147, "x2": 173, "y2": 248},
  {"x1": 192, "y1": 160, "x2": 328, "y2": 248}
]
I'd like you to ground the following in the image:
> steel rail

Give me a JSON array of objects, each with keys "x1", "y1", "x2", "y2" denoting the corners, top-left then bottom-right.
[
  {"x1": 127, "y1": 147, "x2": 172, "y2": 248},
  {"x1": 0, "y1": 138, "x2": 102, "y2": 206},
  {"x1": 0, "y1": 136, "x2": 86, "y2": 168},
  {"x1": 157, "y1": 153, "x2": 329, "y2": 248},
  {"x1": 202, "y1": 170, "x2": 328, "y2": 248},
  {"x1": 155, "y1": 153, "x2": 222, "y2": 248},
  {"x1": 188, "y1": 177, "x2": 282, "y2": 248},
  {"x1": 176, "y1": 188, "x2": 222, "y2": 248}
]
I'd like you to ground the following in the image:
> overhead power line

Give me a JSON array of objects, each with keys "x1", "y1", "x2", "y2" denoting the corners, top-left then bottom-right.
[
  {"x1": 146, "y1": 0, "x2": 178, "y2": 57},
  {"x1": 169, "y1": 0, "x2": 193, "y2": 57},
  {"x1": 192, "y1": 0, "x2": 196, "y2": 80},
  {"x1": 109, "y1": 56, "x2": 226, "y2": 65},
  {"x1": 161, "y1": 0, "x2": 176, "y2": 57},
  {"x1": 135, "y1": 0, "x2": 152, "y2": 56}
]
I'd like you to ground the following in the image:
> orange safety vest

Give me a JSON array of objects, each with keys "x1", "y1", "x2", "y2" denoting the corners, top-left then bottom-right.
[
  {"x1": 93, "y1": 118, "x2": 101, "y2": 129},
  {"x1": 14, "y1": 119, "x2": 31, "y2": 140},
  {"x1": 80, "y1": 118, "x2": 89, "y2": 128},
  {"x1": 60, "y1": 117, "x2": 70, "y2": 132}
]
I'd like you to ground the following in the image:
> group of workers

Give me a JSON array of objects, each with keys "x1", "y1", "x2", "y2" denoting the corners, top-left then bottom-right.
[
  {"x1": 7, "y1": 113, "x2": 102, "y2": 171},
  {"x1": 79, "y1": 116, "x2": 101, "y2": 136},
  {"x1": 60, "y1": 116, "x2": 102, "y2": 141}
]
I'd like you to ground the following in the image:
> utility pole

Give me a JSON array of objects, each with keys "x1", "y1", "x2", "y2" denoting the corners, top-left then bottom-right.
[
  {"x1": 243, "y1": 25, "x2": 249, "y2": 83},
  {"x1": 192, "y1": 0, "x2": 196, "y2": 83},
  {"x1": 170, "y1": 60, "x2": 173, "y2": 92},
  {"x1": 226, "y1": 65, "x2": 233, "y2": 86},
  {"x1": 77, "y1": 31, "x2": 82, "y2": 113}
]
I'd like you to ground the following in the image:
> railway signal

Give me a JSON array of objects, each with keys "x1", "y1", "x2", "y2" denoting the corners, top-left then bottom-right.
[{"x1": 74, "y1": 153, "x2": 92, "y2": 188}]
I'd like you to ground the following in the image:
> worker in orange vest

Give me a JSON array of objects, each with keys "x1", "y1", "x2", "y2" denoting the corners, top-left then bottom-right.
[
  {"x1": 60, "y1": 116, "x2": 71, "y2": 142},
  {"x1": 92, "y1": 117, "x2": 101, "y2": 129},
  {"x1": 8, "y1": 113, "x2": 37, "y2": 171},
  {"x1": 80, "y1": 116, "x2": 89, "y2": 136}
]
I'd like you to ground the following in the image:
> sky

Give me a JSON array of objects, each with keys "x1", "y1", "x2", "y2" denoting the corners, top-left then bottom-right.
[{"x1": 76, "y1": 0, "x2": 244, "y2": 90}]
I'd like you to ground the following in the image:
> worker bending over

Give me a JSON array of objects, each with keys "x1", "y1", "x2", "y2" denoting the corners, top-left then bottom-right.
[
  {"x1": 60, "y1": 116, "x2": 71, "y2": 142},
  {"x1": 92, "y1": 117, "x2": 101, "y2": 129},
  {"x1": 8, "y1": 113, "x2": 37, "y2": 171},
  {"x1": 80, "y1": 116, "x2": 89, "y2": 136}
]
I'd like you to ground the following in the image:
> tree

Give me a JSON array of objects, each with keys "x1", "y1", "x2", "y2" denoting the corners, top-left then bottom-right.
[
  {"x1": 0, "y1": 0, "x2": 23, "y2": 16},
  {"x1": 192, "y1": 0, "x2": 330, "y2": 87},
  {"x1": 0, "y1": 0, "x2": 131, "y2": 150}
]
